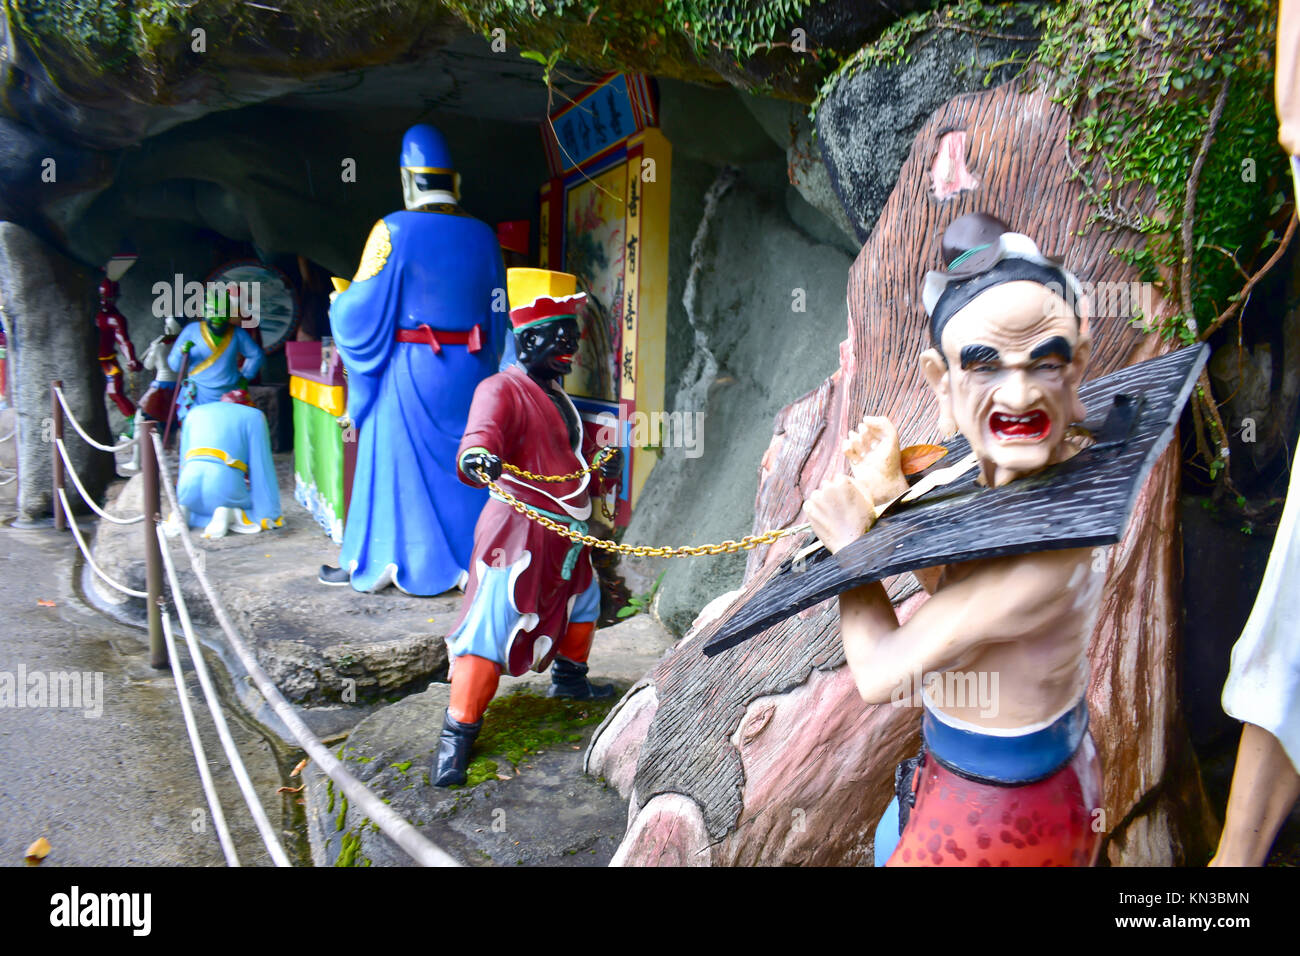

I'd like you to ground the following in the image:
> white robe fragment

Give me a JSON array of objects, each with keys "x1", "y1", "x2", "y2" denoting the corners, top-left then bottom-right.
[{"x1": 1222, "y1": 446, "x2": 1300, "y2": 773}]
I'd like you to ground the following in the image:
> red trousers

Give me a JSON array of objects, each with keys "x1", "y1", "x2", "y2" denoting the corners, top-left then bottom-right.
[
  {"x1": 888, "y1": 739, "x2": 1102, "y2": 867},
  {"x1": 448, "y1": 620, "x2": 596, "y2": 724}
]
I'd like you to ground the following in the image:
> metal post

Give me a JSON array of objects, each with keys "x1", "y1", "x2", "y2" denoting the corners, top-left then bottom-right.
[
  {"x1": 140, "y1": 420, "x2": 166, "y2": 669},
  {"x1": 51, "y1": 379, "x2": 65, "y2": 531}
]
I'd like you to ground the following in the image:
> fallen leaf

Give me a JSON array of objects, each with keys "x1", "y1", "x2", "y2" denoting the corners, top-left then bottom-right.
[
  {"x1": 496, "y1": 774, "x2": 512, "y2": 781},
  {"x1": 25, "y1": 837, "x2": 51, "y2": 863},
  {"x1": 36, "y1": 600, "x2": 56, "y2": 608},
  {"x1": 900, "y1": 444, "x2": 949, "y2": 475},
  {"x1": 290, "y1": 757, "x2": 309, "y2": 777},
  {"x1": 426, "y1": 618, "x2": 434, "y2": 623},
  {"x1": 295, "y1": 799, "x2": 305, "y2": 806},
  {"x1": 277, "y1": 785, "x2": 304, "y2": 794}
]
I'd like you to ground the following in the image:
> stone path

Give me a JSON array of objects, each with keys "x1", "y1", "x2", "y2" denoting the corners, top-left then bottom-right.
[{"x1": 0, "y1": 517, "x2": 289, "y2": 867}]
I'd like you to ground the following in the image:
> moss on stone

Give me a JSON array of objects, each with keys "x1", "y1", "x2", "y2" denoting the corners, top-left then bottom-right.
[
  {"x1": 441, "y1": 0, "x2": 810, "y2": 89},
  {"x1": 6, "y1": 0, "x2": 457, "y2": 97},
  {"x1": 453, "y1": 689, "x2": 617, "y2": 789},
  {"x1": 464, "y1": 758, "x2": 501, "y2": 789},
  {"x1": 335, "y1": 821, "x2": 373, "y2": 867},
  {"x1": 5, "y1": 0, "x2": 901, "y2": 122},
  {"x1": 335, "y1": 829, "x2": 362, "y2": 867},
  {"x1": 335, "y1": 795, "x2": 348, "y2": 832}
]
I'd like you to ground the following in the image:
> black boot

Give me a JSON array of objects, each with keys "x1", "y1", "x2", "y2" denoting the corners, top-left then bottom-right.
[
  {"x1": 548, "y1": 657, "x2": 616, "y2": 700},
  {"x1": 433, "y1": 710, "x2": 481, "y2": 787}
]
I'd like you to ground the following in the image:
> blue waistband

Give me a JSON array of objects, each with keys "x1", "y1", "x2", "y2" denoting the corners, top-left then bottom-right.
[{"x1": 922, "y1": 695, "x2": 1089, "y2": 786}]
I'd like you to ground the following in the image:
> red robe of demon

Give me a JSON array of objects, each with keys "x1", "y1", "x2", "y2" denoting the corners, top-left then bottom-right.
[{"x1": 433, "y1": 273, "x2": 622, "y2": 787}]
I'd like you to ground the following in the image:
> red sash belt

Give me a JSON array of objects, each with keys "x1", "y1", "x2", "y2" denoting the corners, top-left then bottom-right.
[{"x1": 395, "y1": 323, "x2": 483, "y2": 354}]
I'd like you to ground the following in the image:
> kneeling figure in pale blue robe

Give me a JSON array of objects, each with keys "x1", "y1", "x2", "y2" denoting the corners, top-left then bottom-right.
[{"x1": 176, "y1": 392, "x2": 283, "y2": 539}]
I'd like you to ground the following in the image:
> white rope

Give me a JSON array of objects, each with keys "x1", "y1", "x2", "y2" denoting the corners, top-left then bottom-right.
[
  {"x1": 56, "y1": 439, "x2": 144, "y2": 524},
  {"x1": 156, "y1": 523, "x2": 293, "y2": 867},
  {"x1": 56, "y1": 488, "x2": 148, "y2": 598},
  {"x1": 53, "y1": 385, "x2": 137, "y2": 453},
  {"x1": 160, "y1": 611, "x2": 242, "y2": 867},
  {"x1": 0, "y1": 426, "x2": 14, "y2": 443},
  {"x1": 152, "y1": 431, "x2": 460, "y2": 867},
  {"x1": 0, "y1": 472, "x2": 14, "y2": 486}
]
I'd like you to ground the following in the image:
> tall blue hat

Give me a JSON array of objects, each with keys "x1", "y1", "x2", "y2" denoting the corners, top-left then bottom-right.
[{"x1": 400, "y1": 124, "x2": 454, "y2": 173}]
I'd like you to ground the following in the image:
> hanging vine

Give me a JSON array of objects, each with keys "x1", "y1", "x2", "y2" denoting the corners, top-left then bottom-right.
[{"x1": 811, "y1": 0, "x2": 1290, "y2": 487}]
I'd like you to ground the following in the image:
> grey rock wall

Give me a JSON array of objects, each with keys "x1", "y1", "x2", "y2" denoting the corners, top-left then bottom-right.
[
  {"x1": 815, "y1": 23, "x2": 1039, "y2": 241},
  {"x1": 622, "y1": 166, "x2": 852, "y2": 634},
  {"x1": 739, "y1": 91, "x2": 859, "y2": 254},
  {"x1": 0, "y1": 222, "x2": 113, "y2": 520},
  {"x1": 0, "y1": 117, "x2": 111, "y2": 240}
]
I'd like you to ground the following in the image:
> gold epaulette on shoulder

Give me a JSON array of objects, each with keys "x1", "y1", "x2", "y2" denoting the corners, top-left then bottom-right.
[{"x1": 352, "y1": 220, "x2": 392, "y2": 283}]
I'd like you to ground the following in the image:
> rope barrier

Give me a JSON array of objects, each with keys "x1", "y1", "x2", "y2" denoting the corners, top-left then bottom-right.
[
  {"x1": 152, "y1": 431, "x2": 460, "y2": 867},
  {"x1": 55, "y1": 439, "x2": 144, "y2": 525},
  {"x1": 0, "y1": 426, "x2": 14, "y2": 443},
  {"x1": 160, "y1": 611, "x2": 242, "y2": 867},
  {"x1": 53, "y1": 385, "x2": 137, "y2": 453},
  {"x1": 56, "y1": 488, "x2": 148, "y2": 598},
  {"x1": 48, "y1": 388, "x2": 266, "y2": 864},
  {"x1": 156, "y1": 523, "x2": 292, "y2": 867}
]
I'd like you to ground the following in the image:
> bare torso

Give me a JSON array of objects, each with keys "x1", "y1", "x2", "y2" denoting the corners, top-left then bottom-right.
[{"x1": 912, "y1": 546, "x2": 1102, "y2": 729}]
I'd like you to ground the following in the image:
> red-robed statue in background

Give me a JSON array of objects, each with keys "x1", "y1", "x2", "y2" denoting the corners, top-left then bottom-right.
[{"x1": 95, "y1": 277, "x2": 142, "y2": 424}]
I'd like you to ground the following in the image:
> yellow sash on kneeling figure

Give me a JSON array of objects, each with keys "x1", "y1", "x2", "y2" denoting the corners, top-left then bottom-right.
[{"x1": 186, "y1": 447, "x2": 247, "y2": 473}]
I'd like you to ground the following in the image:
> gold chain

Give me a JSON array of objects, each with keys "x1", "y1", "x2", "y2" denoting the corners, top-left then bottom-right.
[
  {"x1": 500, "y1": 447, "x2": 616, "y2": 483},
  {"x1": 497, "y1": 448, "x2": 618, "y2": 520},
  {"x1": 480, "y1": 473, "x2": 800, "y2": 558}
]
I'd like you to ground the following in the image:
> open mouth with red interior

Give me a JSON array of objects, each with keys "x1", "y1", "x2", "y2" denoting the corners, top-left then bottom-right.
[{"x1": 989, "y1": 410, "x2": 1050, "y2": 441}]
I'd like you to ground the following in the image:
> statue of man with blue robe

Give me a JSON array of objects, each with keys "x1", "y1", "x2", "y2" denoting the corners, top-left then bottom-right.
[
  {"x1": 167, "y1": 286, "x2": 265, "y2": 420},
  {"x1": 169, "y1": 389, "x2": 282, "y2": 539},
  {"x1": 317, "y1": 124, "x2": 513, "y2": 596}
]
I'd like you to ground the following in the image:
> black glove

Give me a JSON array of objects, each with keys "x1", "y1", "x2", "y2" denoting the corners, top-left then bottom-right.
[
  {"x1": 461, "y1": 449, "x2": 502, "y2": 484},
  {"x1": 598, "y1": 447, "x2": 623, "y2": 481}
]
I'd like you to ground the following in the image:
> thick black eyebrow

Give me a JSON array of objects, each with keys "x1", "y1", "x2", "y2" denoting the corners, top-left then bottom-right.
[
  {"x1": 1029, "y1": 336, "x2": 1073, "y2": 362},
  {"x1": 959, "y1": 344, "x2": 1001, "y2": 369}
]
